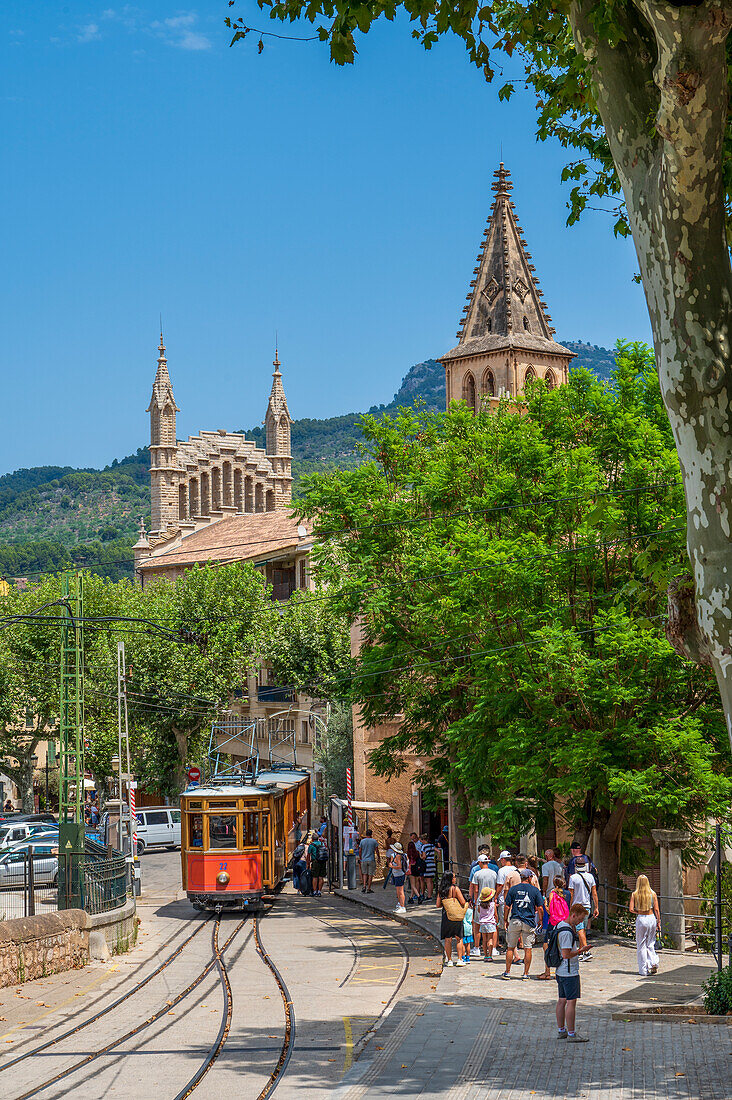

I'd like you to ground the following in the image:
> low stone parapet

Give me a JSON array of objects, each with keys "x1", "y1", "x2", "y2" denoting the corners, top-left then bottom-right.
[{"x1": 0, "y1": 909, "x2": 90, "y2": 987}]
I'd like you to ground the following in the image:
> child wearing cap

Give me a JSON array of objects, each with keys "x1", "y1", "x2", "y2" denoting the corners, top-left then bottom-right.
[{"x1": 478, "y1": 886, "x2": 497, "y2": 959}]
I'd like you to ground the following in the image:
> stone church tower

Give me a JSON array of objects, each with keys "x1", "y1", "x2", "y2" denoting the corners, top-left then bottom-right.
[
  {"x1": 147, "y1": 334, "x2": 180, "y2": 536},
  {"x1": 439, "y1": 163, "x2": 575, "y2": 409},
  {"x1": 146, "y1": 336, "x2": 294, "y2": 540}
]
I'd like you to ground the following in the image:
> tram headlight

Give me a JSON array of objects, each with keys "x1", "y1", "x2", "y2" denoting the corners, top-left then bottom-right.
[{"x1": 217, "y1": 871, "x2": 230, "y2": 885}]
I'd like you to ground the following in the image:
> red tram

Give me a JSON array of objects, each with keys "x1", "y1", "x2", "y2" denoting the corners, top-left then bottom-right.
[{"x1": 180, "y1": 766, "x2": 311, "y2": 911}]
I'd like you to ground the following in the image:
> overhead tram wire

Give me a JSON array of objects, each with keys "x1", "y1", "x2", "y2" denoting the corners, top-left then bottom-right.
[
  {"x1": 1, "y1": 476, "x2": 684, "y2": 581},
  {"x1": 0, "y1": 524, "x2": 686, "y2": 641}
]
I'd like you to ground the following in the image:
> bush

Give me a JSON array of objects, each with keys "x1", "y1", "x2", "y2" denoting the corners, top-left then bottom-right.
[{"x1": 702, "y1": 967, "x2": 732, "y2": 1015}]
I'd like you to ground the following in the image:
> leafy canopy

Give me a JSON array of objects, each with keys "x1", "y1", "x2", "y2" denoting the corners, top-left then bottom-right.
[{"x1": 298, "y1": 343, "x2": 732, "y2": 851}]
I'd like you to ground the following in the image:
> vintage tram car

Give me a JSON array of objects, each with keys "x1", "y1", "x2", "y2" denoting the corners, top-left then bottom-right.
[{"x1": 180, "y1": 766, "x2": 311, "y2": 911}]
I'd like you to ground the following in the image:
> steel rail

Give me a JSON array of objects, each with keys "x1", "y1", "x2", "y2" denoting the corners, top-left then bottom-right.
[
  {"x1": 253, "y1": 915, "x2": 295, "y2": 1100},
  {"x1": 11, "y1": 917, "x2": 249, "y2": 1100},
  {"x1": 0, "y1": 916, "x2": 212, "y2": 1075}
]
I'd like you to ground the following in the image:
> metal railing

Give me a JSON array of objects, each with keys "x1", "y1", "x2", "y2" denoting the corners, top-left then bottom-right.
[
  {"x1": 0, "y1": 844, "x2": 129, "y2": 921},
  {"x1": 81, "y1": 853, "x2": 128, "y2": 915}
]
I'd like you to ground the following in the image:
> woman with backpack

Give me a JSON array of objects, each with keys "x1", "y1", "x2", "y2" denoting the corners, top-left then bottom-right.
[
  {"x1": 539, "y1": 875, "x2": 571, "y2": 979},
  {"x1": 307, "y1": 830, "x2": 328, "y2": 897},
  {"x1": 436, "y1": 871, "x2": 468, "y2": 967},
  {"x1": 629, "y1": 874, "x2": 661, "y2": 975}
]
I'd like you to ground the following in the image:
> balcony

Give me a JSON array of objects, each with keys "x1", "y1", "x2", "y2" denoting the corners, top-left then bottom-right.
[{"x1": 257, "y1": 685, "x2": 296, "y2": 704}]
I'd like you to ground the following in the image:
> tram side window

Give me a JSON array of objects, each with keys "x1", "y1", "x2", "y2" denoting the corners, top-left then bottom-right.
[
  {"x1": 243, "y1": 813, "x2": 259, "y2": 847},
  {"x1": 189, "y1": 814, "x2": 204, "y2": 848},
  {"x1": 209, "y1": 814, "x2": 238, "y2": 848}
]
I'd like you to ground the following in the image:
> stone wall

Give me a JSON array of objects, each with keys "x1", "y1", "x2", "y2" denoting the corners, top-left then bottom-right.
[{"x1": 0, "y1": 910, "x2": 90, "y2": 987}]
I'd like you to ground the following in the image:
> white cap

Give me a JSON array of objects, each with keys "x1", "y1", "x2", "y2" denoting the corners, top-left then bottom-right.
[
  {"x1": 477, "y1": 854, "x2": 489, "y2": 863},
  {"x1": 498, "y1": 850, "x2": 512, "y2": 860}
]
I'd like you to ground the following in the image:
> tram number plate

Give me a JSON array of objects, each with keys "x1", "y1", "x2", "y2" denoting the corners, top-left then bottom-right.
[{"x1": 219, "y1": 862, "x2": 228, "y2": 871}]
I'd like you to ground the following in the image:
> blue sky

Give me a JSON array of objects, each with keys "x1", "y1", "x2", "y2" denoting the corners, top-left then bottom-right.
[{"x1": 0, "y1": 4, "x2": 652, "y2": 476}]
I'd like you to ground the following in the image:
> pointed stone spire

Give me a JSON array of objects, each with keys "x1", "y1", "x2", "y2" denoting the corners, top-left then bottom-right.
[
  {"x1": 147, "y1": 332, "x2": 180, "y2": 537},
  {"x1": 133, "y1": 516, "x2": 149, "y2": 551},
  {"x1": 147, "y1": 330, "x2": 177, "y2": 413},
  {"x1": 266, "y1": 346, "x2": 292, "y2": 441},
  {"x1": 456, "y1": 162, "x2": 557, "y2": 345}
]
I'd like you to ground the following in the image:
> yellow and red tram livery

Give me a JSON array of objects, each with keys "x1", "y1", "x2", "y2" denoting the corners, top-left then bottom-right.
[{"x1": 180, "y1": 767, "x2": 311, "y2": 911}]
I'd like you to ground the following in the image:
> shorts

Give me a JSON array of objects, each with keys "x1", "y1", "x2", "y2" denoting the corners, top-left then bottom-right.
[
  {"x1": 361, "y1": 860, "x2": 376, "y2": 876},
  {"x1": 479, "y1": 922, "x2": 496, "y2": 933},
  {"x1": 534, "y1": 927, "x2": 546, "y2": 944},
  {"x1": 392, "y1": 872, "x2": 406, "y2": 887},
  {"x1": 556, "y1": 974, "x2": 581, "y2": 1001},
  {"x1": 506, "y1": 919, "x2": 536, "y2": 950},
  {"x1": 311, "y1": 860, "x2": 327, "y2": 878},
  {"x1": 441, "y1": 912, "x2": 464, "y2": 940}
]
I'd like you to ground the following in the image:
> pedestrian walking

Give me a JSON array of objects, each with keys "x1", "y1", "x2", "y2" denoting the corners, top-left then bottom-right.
[
  {"x1": 358, "y1": 829, "x2": 379, "y2": 894},
  {"x1": 388, "y1": 841, "x2": 408, "y2": 913},
  {"x1": 495, "y1": 851, "x2": 518, "y2": 946},
  {"x1": 565, "y1": 841, "x2": 598, "y2": 884},
  {"x1": 470, "y1": 854, "x2": 498, "y2": 957},
  {"x1": 552, "y1": 902, "x2": 590, "y2": 1042},
  {"x1": 407, "y1": 832, "x2": 425, "y2": 903},
  {"x1": 435, "y1": 824, "x2": 449, "y2": 871},
  {"x1": 307, "y1": 830, "x2": 328, "y2": 896},
  {"x1": 382, "y1": 828, "x2": 395, "y2": 890},
  {"x1": 541, "y1": 848, "x2": 565, "y2": 894},
  {"x1": 539, "y1": 875, "x2": 571, "y2": 979},
  {"x1": 568, "y1": 856, "x2": 599, "y2": 960},
  {"x1": 462, "y1": 904, "x2": 475, "y2": 961},
  {"x1": 502, "y1": 868, "x2": 544, "y2": 979},
  {"x1": 419, "y1": 833, "x2": 436, "y2": 898},
  {"x1": 436, "y1": 871, "x2": 467, "y2": 967},
  {"x1": 629, "y1": 874, "x2": 661, "y2": 976},
  {"x1": 477, "y1": 886, "x2": 497, "y2": 959}
]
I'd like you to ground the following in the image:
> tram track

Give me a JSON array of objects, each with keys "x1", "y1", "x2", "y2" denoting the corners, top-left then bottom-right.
[{"x1": 8, "y1": 915, "x2": 249, "y2": 1100}]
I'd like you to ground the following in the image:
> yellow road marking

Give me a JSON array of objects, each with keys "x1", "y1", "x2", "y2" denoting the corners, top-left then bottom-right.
[
  {"x1": 351, "y1": 977, "x2": 399, "y2": 984},
  {"x1": 354, "y1": 964, "x2": 401, "y2": 971},
  {"x1": 0, "y1": 964, "x2": 120, "y2": 1041},
  {"x1": 342, "y1": 1016, "x2": 353, "y2": 1073}
]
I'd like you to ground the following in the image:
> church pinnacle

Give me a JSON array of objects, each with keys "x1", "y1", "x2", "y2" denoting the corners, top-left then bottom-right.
[
  {"x1": 456, "y1": 161, "x2": 557, "y2": 345},
  {"x1": 265, "y1": 347, "x2": 293, "y2": 458}
]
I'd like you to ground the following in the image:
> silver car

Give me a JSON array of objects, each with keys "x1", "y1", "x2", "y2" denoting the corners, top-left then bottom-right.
[{"x1": 0, "y1": 837, "x2": 59, "y2": 888}]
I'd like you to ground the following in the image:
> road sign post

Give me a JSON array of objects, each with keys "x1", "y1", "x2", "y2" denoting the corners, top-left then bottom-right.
[{"x1": 187, "y1": 766, "x2": 201, "y2": 786}]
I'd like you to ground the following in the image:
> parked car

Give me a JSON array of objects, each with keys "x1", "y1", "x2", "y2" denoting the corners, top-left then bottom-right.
[
  {"x1": 0, "y1": 820, "x2": 59, "y2": 849},
  {"x1": 0, "y1": 812, "x2": 56, "y2": 826},
  {"x1": 135, "y1": 807, "x2": 181, "y2": 851},
  {"x1": 0, "y1": 838, "x2": 59, "y2": 888}
]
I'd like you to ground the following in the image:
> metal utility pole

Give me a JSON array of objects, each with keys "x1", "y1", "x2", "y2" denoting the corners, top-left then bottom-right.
[
  {"x1": 715, "y1": 823, "x2": 723, "y2": 973},
  {"x1": 58, "y1": 571, "x2": 85, "y2": 909},
  {"x1": 117, "y1": 641, "x2": 137, "y2": 886}
]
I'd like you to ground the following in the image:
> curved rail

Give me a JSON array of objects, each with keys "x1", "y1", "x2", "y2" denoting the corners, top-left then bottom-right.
[
  {"x1": 172, "y1": 916, "x2": 235, "y2": 1099},
  {"x1": 12, "y1": 917, "x2": 248, "y2": 1100},
  {"x1": 0, "y1": 916, "x2": 212, "y2": 1075},
  {"x1": 253, "y1": 915, "x2": 295, "y2": 1100}
]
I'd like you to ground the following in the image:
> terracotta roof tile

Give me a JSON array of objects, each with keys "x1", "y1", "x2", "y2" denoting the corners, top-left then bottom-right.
[{"x1": 138, "y1": 512, "x2": 311, "y2": 571}]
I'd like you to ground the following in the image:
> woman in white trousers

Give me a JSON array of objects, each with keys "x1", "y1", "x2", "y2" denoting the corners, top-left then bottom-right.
[{"x1": 629, "y1": 874, "x2": 661, "y2": 975}]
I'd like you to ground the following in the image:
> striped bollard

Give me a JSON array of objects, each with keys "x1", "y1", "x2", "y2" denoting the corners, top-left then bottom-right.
[{"x1": 346, "y1": 767, "x2": 353, "y2": 827}]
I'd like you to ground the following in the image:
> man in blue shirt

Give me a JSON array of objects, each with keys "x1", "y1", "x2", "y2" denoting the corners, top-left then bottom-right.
[
  {"x1": 502, "y1": 868, "x2": 545, "y2": 980},
  {"x1": 564, "y1": 842, "x2": 598, "y2": 885}
]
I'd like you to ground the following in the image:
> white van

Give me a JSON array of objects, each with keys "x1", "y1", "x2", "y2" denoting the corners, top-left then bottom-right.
[
  {"x1": 0, "y1": 821, "x2": 57, "y2": 850},
  {"x1": 135, "y1": 808, "x2": 181, "y2": 852}
]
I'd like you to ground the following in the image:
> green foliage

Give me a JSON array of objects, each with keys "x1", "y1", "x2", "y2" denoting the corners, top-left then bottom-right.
[
  {"x1": 297, "y1": 342, "x2": 732, "y2": 860},
  {"x1": 315, "y1": 700, "x2": 354, "y2": 802},
  {"x1": 702, "y1": 965, "x2": 732, "y2": 1016},
  {"x1": 262, "y1": 592, "x2": 351, "y2": 698}
]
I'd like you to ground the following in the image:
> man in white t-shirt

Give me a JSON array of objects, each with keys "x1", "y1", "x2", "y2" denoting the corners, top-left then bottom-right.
[
  {"x1": 568, "y1": 856, "x2": 599, "y2": 961},
  {"x1": 495, "y1": 852, "x2": 517, "y2": 948},
  {"x1": 541, "y1": 848, "x2": 565, "y2": 894},
  {"x1": 555, "y1": 902, "x2": 589, "y2": 1042}
]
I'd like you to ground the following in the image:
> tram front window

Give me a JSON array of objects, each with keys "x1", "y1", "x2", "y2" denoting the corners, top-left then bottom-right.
[
  {"x1": 243, "y1": 813, "x2": 259, "y2": 847},
  {"x1": 209, "y1": 814, "x2": 238, "y2": 848}
]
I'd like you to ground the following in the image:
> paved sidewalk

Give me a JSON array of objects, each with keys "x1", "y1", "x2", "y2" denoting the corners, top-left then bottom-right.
[{"x1": 332, "y1": 885, "x2": 730, "y2": 1099}]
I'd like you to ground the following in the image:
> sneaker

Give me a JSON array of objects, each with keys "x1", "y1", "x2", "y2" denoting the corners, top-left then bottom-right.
[
  {"x1": 521, "y1": 973, "x2": 531, "y2": 980},
  {"x1": 367, "y1": 889, "x2": 374, "y2": 894},
  {"x1": 500, "y1": 973, "x2": 511, "y2": 980},
  {"x1": 492, "y1": 949, "x2": 501, "y2": 959},
  {"x1": 470, "y1": 949, "x2": 481, "y2": 957},
  {"x1": 361, "y1": 887, "x2": 366, "y2": 894},
  {"x1": 567, "y1": 1034, "x2": 589, "y2": 1043},
  {"x1": 444, "y1": 958, "x2": 454, "y2": 967},
  {"x1": 557, "y1": 1030, "x2": 568, "y2": 1040},
  {"x1": 455, "y1": 959, "x2": 467, "y2": 967},
  {"x1": 395, "y1": 906, "x2": 407, "y2": 914}
]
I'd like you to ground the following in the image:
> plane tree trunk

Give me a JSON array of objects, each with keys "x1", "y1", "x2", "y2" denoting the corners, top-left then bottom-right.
[{"x1": 570, "y1": 0, "x2": 732, "y2": 746}]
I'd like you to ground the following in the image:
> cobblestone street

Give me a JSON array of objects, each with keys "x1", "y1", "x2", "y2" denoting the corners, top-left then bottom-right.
[{"x1": 333, "y1": 888, "x2": 731, "y2": 1099}]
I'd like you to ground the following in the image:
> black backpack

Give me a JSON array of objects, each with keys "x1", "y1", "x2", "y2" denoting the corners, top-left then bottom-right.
[{"x1": 545, "y1": 921, "x2": 579, "y2": 970}]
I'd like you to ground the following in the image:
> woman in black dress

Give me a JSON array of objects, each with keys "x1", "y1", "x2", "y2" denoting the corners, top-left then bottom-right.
[{"x1": 437, "y1": 871, "x2": 467, "y2": 966}]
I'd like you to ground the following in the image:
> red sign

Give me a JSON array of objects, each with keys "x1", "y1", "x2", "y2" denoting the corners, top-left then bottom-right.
[{"x1": 187, "y1": 766, "x2": 201, "y2": 784}]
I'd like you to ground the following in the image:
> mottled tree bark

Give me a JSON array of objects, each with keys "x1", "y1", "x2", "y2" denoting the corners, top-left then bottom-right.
[{"x1": 571, "y1": 0, "x2": 732, "y2": 745}]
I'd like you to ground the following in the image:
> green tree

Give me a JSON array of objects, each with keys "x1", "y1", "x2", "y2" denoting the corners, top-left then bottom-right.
[
  {"x1": 315, "y1": 700, "x2": 354, "y2": 803},
  {"x1": 228, "y1": 0, "x2": 732, "y2": 750},
  {"x1": 298, "y1": 343, "x2": 732, "y2": 882},
  {"x1": 262, "y1": 591, "x2": 351, "y2": 698}
]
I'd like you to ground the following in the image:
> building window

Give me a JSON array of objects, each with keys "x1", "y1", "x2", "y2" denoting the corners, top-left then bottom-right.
[
  {"x1": 299, "y1": 560, "x2": 306, "y2": 589},
  {"x1": 266, "y1": 489, "x2": 275, "y2": 512},
  {"x1": 300, "y1": 721, "x2": 309, "y2": 745},
  {"x1": 462, "y1": 372, "x2": 477, "y2": 412},
  {"x1": 483, "y1": 369, "x2": 495, "y2": 397},
  {"x1": 524, "y1": 366, "x2": 536, "y2": 385},
  {"x1": 545, "y1": 369, "x2": 556, "y2": 389},
  {"x1": 523, "y1": 316, "x2": 530, "y2": 331}
]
